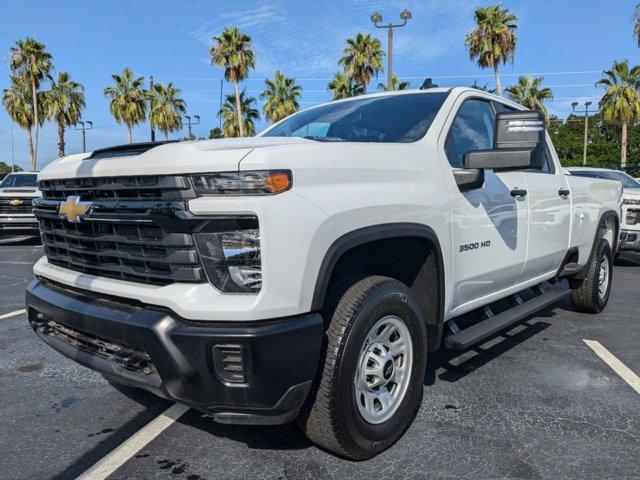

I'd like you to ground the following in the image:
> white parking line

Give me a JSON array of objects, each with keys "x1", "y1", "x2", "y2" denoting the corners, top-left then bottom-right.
[
  {"x1": 76, "y1": 403, "x2": 190, "y2": 480},
  {"x1": 584, "y1": 340, "x2": 640, "y2": 395},
  {"x1": 0, "y1": 309, "x2": 26, "y2": 320}
]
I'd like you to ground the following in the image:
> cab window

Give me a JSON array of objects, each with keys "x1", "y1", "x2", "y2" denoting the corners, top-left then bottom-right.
[{"x1": 445, "y1": 99, "x2": 495, "y2": 168}]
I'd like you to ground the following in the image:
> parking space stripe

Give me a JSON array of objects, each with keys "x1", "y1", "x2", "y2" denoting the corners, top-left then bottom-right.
[
  {"x1": 76, "y1": 403, "x2": 190, "y2": 480},
  {"x1": 584, "y1": 340, "x2": 640, "y2": 395},
  {"x1": 0, "y1": 309, "x2": 26, "y2": 320}
]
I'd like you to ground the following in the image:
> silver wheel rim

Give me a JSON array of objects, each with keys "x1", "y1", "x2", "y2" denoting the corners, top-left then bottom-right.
[
  {"x1": 354, "y1": 315, "x2": 413, "y2": 424},
  {"x1": 598, "y1": 256, "x2": 610, "y2": 300}
]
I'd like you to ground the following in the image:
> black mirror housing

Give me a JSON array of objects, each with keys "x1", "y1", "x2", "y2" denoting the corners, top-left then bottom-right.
[{"x1": 463, "y1": 110, "x2": 546, "y2": 171}]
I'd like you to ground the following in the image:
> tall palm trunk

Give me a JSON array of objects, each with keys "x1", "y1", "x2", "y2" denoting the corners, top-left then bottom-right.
[
  {"x1": 164, "y1": 131, "x2": 169, "y2": 141},
  {"x1": 621, "y1": 121, "x2": 628, "y2": 170},
  {"x1": 57, "y1": 123, "x2": 65, "y2": 157},
  {"x1": 127, "y1": 124, "x2": 133, "y2": 144},
  {"x1": 234, "y1": 82, "x2": 244, "y2": 137},
  {"x1": 26, "y1": 128, "x2": 35, "y2": 171},
  {"x1": 493, "y1": 64, "x2": 503, "y2": 97},
  {"x1": 31, "y1": 79, "x2": 39, "y2": 168}
]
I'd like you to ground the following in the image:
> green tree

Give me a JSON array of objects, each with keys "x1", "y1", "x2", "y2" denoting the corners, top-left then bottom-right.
[
  {"x1": 465, "y1": 5, "x2": 517, "y2": 97},
  {"x1": 209, "y1": 127, "x2": 223, "y2": 139},
  {"x1": 339, "y1": 33, "x2": 384, "y2": 94},
  {"x1": 260, "y1": 70, "x2": 302, "y2": 123},
  {"x1": 149, "y1": 82, "x2": 186, "y2": 141},
  {"x1": 328, "y1": 72, "x2": 364, "y2": 100},
  {"x1": 506, "y1": 75, "x2": 553, "y2": 114},
  {"x1": 596, "y1": 60, "x2": 640, "y2": 169},
  {"x1": 9, "y1": 37, "x2": 53, "y2": 167},
  {"x1": 0, "y1": 162, "x2": 23, "y2": 178},
  {"x1": 46, "y1": 72, "x2": 85, "y2": 157},
  {"x1": 103, "y1": 68, "x2": 147, "y2": 144},
  {"x1": 2, "y1": 76, "x2": 47, "y2": 171},
  {"x1": 218, "y1": 90, "x2": 259, "y2": 137},
  {"x1": 210, "y1": 27, "x2": 255, "y2": 137},
  {"x1": 377, "y1": 74, "x2": 410, "y2": 91}
]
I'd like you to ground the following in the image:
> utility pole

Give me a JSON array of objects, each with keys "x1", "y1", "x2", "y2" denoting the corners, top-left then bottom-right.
[
  {"x1": 572, "y1": 101, "x2": 594, "y2": 167},
  {"x1": 10, "y1": 121, "x2": 14, "y2": 172},
  {"x1": 75, "y1": 121, "x2": 93, "y2": 153},
  {"x1": 150, "y1": 76, "x2": 156, "y2": 142},
  {"x1": 371, "y1": 9, "x2": 412, "y2": 91},
  {"x1": 183, "y1": 115, "x2": 200, "y2": 140}
]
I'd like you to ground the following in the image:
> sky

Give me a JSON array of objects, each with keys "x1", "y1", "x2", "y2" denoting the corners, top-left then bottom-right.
[{"x1": 0, "y1": 0, "x2": 638, "y2": 171}]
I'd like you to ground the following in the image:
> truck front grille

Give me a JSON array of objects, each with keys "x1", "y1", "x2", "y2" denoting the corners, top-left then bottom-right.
[
  {"x1": 0, "y1": 197, "x2": 34, "y2": 213},
  {"x1": 35, "y1": 175, "x2": 206, "y2": 286}
]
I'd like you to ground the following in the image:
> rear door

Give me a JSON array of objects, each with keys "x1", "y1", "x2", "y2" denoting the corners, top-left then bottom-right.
[{"x1": 440, "y1": 96, "x2": 529, "y2": 313}]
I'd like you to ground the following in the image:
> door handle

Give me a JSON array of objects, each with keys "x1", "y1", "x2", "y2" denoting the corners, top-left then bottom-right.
[
  {"x1": 510, "y1": 188, "x2": 527, "y2": 198},
  {"x1": 559, "y1": 188, "x2": 570, "y2": 197}
]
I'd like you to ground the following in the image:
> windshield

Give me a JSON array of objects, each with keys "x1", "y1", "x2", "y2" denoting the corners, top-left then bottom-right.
[
  {"x1": 0, "y1": 173, "x2": 38, "y2": 188},
  {"x1": 571, "y1": 170, "x2": 640, "y2": 189},
  {"x1": 263, "y1": 92, "x2": 448, "y2": 143}
]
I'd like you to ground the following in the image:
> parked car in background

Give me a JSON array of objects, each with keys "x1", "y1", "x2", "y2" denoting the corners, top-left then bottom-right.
[
  {"x1": 0, "y1": 171, "x2": 41, "y2": 234},
  {"x1": 568, "y1": 167, "x2": 640, "y2": 252}
]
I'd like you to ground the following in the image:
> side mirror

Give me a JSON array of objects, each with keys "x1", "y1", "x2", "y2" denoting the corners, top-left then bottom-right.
[{"x1": 464, "y1": 110, "x2": 546, "y2": 170}]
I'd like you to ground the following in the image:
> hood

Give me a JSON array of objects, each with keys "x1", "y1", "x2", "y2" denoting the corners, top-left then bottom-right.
[
  {"x1": 38, "y1": 137, "x2": 312, "y2": 180},
  {"x1": 0, "y1": 186, "x2": 41, "y2": 197},
  {"x1": 622, "y1": 188, "x2": 640, "y2": 201}
]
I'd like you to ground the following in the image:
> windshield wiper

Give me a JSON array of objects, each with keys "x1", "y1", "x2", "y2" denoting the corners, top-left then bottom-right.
[{"x1": 303, "y1": 135, "x2": 346, "y2": 142}]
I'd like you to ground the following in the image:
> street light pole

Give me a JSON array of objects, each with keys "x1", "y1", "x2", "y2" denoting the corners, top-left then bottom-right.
[
  {"x1": 183, "y1": 115, "x2": 200, "y2": 140},
  {"x1": 371, "y1": 9, "x2": 412, "y2": 91},
  {"x1": 150, "y1": 76, "x2": 156, "y2": 142},
  {"x1": 75, "y1": 121, "x2": 93, "y2": 153},
  {"x1": 572, "y1": 101, "x2": 594, "y2": 167}
]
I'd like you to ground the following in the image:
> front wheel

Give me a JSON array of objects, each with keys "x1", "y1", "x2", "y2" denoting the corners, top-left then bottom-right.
[
  {"x1": 570, "y1": 238, "x2": 613, "y2": 313},
  {"x1": 299, "y1": 276, "x2": 427, "y2": 460}
]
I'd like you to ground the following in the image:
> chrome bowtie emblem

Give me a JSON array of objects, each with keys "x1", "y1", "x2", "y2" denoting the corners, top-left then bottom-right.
[{"x1": 58, "y1": 195, "x2": 92, "y2": 223}]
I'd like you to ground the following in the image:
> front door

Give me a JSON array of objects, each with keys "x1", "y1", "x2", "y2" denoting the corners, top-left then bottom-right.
[{"x1": 441, "y1": 97, "x2": 529, "y2": 313}]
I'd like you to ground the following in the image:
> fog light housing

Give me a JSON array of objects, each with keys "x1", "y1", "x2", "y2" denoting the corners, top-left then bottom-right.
[
  {"x1": 194, "y1": 226, "x2": 262, "y2": 293},
  {"x1": 212, "y1": 344, "x2": 246, "y2": 383}
]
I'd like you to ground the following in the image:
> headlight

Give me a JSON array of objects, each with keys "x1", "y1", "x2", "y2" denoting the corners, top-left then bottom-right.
[
  {"x1": 194, "y1": 224, "x2": 262, "y2": 293},
  {"x1": 622, "y1": 198, "x2": 640, "y2": 205},
  {"x1": 191, "y1": 170, "x2": 292, "y2": 196}
]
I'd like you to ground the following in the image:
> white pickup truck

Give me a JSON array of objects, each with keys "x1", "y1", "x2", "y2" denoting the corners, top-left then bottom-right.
[
  {"x1": 26, "y1": 87, "x2": 621, "y2": 459},
  {"x1": 0, "y1": 171, "x2": 41, "y2": 233}
]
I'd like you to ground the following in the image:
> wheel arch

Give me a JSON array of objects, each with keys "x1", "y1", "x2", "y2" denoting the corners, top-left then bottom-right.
[{"x1": 310, "y1": 223, "x2": 445, "y2": 348}]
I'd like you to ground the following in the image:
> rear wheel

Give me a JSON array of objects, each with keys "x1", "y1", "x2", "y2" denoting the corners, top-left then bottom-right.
[
  {"x1": 299, "y1": 276, "x2": 427, "y2": 460},
  {"x1": 570, "y1": 238, "x2": 612, "y2": 313}
]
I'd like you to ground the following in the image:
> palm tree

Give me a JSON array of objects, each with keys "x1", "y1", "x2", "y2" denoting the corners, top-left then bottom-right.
[
  {"x1": 218, "y1": 90, "x2": 259, "y2": 137},
  {"x1": 103, "y1": 68, "x2": 147, "y2": 144},
  {"x1": 210, "y1": 27, "x2": 255, "y2": 137},
  {"x1": 339, "y1": 33, "x2": 384, "y2": 94},
  {"x1": 377, "y1": 74, "x2": 410, "y2": 91},
  {"x1": 149, "y1": 82, "x2": 186, "y2": 140},
  {"x1": 596, "y1": 60, "x2": 640, "y2": 169},
  {"x1": 9, "y1": 38, "x2": 53, "y2": 166},
  {"x1": 2, "y1": 77, "x2": 46, "y2": 171},
  {"x1": 46, "y1": 72, "x2": 85, "y2": 157},
  {"x1": 465, "y1": 5, "x2": 517, "y2": 97},
  {"x1": 470, "y1": 79, "x2": 497, "y2": 93},
  {"x1": 506, "y1": 76, "x2": 553, "y2": 114},
  {"x1": 260, "y1": 70, "x2": 303, "y2": 123},
  {"x1": 328, "y1": 72, "x2": 364, "y2": 100}
]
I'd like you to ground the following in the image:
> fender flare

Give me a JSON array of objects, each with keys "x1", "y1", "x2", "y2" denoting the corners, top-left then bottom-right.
[
  {"x1": 575, "y1": 209, "x2": 619, "y2": 280},
  {"x1": 310, "y1": 223, "x2": 445, "y2": 327}
]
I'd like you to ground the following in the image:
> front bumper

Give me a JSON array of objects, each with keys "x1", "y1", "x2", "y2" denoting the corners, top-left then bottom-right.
[
  {"x1": 26, "y1": 278, "x2": 324, "y2": 425},
  {"x1": 619, "y1": 230, "x2": 640, "y2": 251}
]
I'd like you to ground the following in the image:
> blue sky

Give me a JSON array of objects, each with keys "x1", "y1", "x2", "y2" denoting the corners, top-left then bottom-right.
[{"x1": 0, "y1": 0, "x2": 638, "y2": 170}]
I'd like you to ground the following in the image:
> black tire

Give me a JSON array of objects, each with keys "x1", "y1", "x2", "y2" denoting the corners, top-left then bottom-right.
[
  {"x1": 299, "y1": 276, "x2": 427, "y2": 460},
  {"x1": 570, "y1": 238, "x2": 612, "y2": 313}
]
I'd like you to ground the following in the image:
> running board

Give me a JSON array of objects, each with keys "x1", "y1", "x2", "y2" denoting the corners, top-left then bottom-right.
[{"x1": 444, "y1": 288, "x2": 570, "y2": 351}]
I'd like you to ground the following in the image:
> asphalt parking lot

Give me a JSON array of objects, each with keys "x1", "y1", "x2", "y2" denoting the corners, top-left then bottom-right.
[{"x1": 1, "y1": 234, "x2": 639, "y2": 480}]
